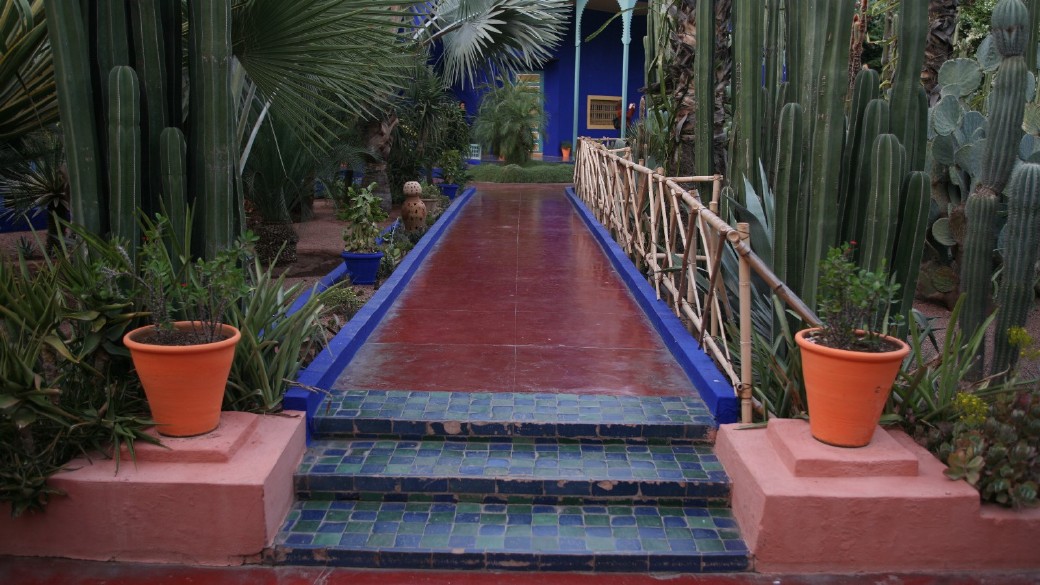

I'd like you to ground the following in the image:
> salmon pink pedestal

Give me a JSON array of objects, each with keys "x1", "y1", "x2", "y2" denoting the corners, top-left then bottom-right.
[
  {"x1": 0, "y1": 412, "x2": 305, "y2": 566},
  {"x1": 716, "y1": 419, "x2": 1040, "y2": 573}
]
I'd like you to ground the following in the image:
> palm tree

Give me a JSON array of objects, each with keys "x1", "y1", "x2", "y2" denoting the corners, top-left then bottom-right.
[{"x1": 0, "y1": 1, "x2": 57, "y2": 142}]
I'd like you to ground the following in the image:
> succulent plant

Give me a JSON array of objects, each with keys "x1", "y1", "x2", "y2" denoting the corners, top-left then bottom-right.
[{"x1": 942, "y1": 388, "x2": 1040, "y2": 509}]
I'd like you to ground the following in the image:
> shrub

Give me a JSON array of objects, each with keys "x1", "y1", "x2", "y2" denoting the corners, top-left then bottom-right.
[{"x1": 469, "y1": 162, "x2": 573, "y2": 183}]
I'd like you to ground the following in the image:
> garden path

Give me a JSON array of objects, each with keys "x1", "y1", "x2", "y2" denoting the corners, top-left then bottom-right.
[{"x1": 331, "y1": 183, "x2": 693, "y2": 397}]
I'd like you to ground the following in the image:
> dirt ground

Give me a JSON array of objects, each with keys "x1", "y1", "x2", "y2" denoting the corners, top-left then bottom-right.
[{"x1": 2, "y1": 194, "x2": 1038, "y2": 380}]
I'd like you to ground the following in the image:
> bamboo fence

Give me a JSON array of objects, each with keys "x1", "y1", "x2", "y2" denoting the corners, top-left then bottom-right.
[{"x1": 572, "y1": 138, "x2": 820, "y2": 423}]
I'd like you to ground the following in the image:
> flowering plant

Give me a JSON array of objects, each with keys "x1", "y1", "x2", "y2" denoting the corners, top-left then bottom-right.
[{"x1": 811, "y1": 243, "x2": 903, "y2": 352}]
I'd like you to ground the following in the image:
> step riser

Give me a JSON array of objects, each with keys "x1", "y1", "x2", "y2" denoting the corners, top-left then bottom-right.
[
  {"x1": 295, "y1": 476, "x2": 730, "y2": 503},
  {"x1": 271, "y1": 548, "x2": 749, "y2": 573},
  {"x1": 313, "y1": 419, "x2": 711, "y2": 442},
  {"x1": 295, "y1": 492, "x2": 725, "y2": 508}
]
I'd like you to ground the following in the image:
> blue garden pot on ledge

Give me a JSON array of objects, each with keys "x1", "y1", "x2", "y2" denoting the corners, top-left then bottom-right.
[
  {"x1": 438, "y1": 183, "x2": 459, "y2": 199},
  {"x1": 340, "y1": 251, "x2": 383, "y2": 285}
]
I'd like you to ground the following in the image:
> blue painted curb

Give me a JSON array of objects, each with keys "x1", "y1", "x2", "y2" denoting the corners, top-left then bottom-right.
[
  {"x1": 564, "y1": 187, "x2": 739, "y2": 425},
  {"x1": 283, "y1": 188, "x2": 477, "y2": 431}
]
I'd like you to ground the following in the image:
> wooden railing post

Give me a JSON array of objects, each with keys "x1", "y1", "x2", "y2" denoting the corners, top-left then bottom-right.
[{"x1": 735, "y1": 222, "x2": 753, "y2": 424}]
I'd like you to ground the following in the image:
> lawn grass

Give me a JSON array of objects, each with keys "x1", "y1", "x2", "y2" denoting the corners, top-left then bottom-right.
[{"x1": 469, "y1": 162, "x2": 574, "y2": 183}]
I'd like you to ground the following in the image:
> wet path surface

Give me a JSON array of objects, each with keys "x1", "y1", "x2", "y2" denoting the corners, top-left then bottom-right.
[{"x1": 333, "y1": 184, "x2": 692, "y2": 397}]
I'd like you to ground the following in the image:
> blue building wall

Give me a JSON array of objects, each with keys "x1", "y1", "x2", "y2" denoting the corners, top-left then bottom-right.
[{"x1": 452, "y1": 7, "x2": 646, "y2": 161}]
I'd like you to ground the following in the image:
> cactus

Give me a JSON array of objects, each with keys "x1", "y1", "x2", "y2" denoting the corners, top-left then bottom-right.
[
  {"x1": 43, "y1": 0, "x2": 103, "y2": 235},
  {"x1": 993, "y1": 163, "x2": 1040, "y2": 373},
  {"x1": 160, "y1": 127, "x2": 188, "y2": 264},
  {"x1": 772, "y1": 102, "x2": 804, "y2": 288},
  {"x1": 845, "y1": 98, "x2": 891, "y2": 247},
  {"x1": 891, "y1": 171, "x2": 931, "y2": 321},
  {"x1": 107, "y1": 66, "x2": 141, "y2": 256},
  {"x1": 860, "y1": 134, "x2": 905, "y2": 274},
  {"x1": 129, "y1": 0, "x2": 169, "y2": 216},
  {"x1": 802, "y1": 0, "x2": 854, "y2": 308},
  {"x1": 694, "y1": 0, "x2": 714, "y2": 176},
  {"x1": 729, "y1": 0, "x2": 764, "y2": 207},
  {"x1": 838, "y1": 68, "x2": 880, "y2": 223},
  {"x1": 189, "y1": 0, "x2": 235, "y2": 259},
  {"x1": 961, "y1": 0, "x2": 1030, "y2": 376},
  {"x1": 888, "y1": 0, "x2": 928, "y2": 172}
]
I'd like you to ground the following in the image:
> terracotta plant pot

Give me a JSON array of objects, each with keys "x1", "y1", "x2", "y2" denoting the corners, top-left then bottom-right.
[
  {"x1": 795, "y1": 328, "x2": 909, "y2": 448},
  {"x1": 561, "y1": 147, "x2": 571, "y2": 162},
  {"x1": 124, "y1": 321, "x2": 241, "y2": 437}
]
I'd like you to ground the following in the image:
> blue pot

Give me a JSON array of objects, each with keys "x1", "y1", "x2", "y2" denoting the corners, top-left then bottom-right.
[
  {"x1": 438, "y1": 183, "x2": 459, "y2": 199},
  {"x1": 340, "y1": 251, "x2": 384, "y2": 285}
]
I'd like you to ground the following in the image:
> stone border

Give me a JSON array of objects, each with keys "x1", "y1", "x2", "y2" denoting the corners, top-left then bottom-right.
[{"x1": 564, "y1": 187, "x2": 738, "y2": 424}]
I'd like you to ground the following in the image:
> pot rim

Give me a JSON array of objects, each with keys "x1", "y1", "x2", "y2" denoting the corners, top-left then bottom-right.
[
  {"x1": 795, "y1": 327, "x2": 910, "y2": 361},
  {"x1": 341, "y1": 250, "x2": 384, "y2": 259},
  {"x1": 124, "y1": 321, "x2": 241, "y2": 354}
]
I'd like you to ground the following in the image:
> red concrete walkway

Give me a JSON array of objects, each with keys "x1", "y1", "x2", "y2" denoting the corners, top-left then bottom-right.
[{"x1": 333, "y1": 184, "x2": 693, "y2": 396}]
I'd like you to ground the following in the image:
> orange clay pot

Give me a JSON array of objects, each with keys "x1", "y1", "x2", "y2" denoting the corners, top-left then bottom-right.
[
  {"x1": 561, "y1": 147, "x2": 571, "y2": 162},
  {"x1": 124, "y1": 321, "x2": 241, "y2": 437},
  {"x1": 795, "y1": 328, "x2": 909, "y2": 448}
]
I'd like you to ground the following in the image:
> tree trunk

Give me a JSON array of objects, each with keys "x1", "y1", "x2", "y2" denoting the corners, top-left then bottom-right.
[{"x1": 923, "y1": 0, "x2": 959, "y2": 106}]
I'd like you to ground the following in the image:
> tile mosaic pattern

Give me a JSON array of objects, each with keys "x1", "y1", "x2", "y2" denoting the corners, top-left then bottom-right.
[
  {"x1": 296, "y1": 439, "x2": 730, "y2": 502},
  {"x1": 314, "y1": 390, "x2": 716, "y2": 440},
  {"x1": 274, "y1": 500, "x2": 749, "y2": 572}
]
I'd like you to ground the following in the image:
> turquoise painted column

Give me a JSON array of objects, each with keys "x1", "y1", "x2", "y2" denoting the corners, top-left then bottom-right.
[
  {"x1": 617, "y1": 0, "x2": 637, "y2": 140},
  {"x1": 571, "y1": 0, "x2": 588, "y2": 148}
]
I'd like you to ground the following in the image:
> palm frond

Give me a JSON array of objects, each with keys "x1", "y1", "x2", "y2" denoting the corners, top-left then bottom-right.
[
  {"x1": 428, "y1": 0, "x2": 571, "y2": 88},
  {"x1": 0, "y1": 0, "x2": 57, "y2": 141},
  {"x1": 231, "y1": 0, "x2": 418, "y2": 149}
]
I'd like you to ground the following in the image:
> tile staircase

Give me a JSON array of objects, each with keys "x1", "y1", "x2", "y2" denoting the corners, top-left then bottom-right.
[{"x1": 269, "y1": 390, "x2": 750, "y2": 573}]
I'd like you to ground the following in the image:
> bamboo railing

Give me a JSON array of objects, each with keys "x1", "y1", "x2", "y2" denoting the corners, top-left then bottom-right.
[{"x1": 572, "y1": 138, "x2": 820, "y2": 423}]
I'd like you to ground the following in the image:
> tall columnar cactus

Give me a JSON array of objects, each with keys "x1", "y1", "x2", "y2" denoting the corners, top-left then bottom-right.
[
  {"x1": 189, "y1": 0, "x2": 235, "y2": 259},
  {"x1": 961, "y1": 0, "x2": 1029, "y2": 375},
  {"x1": 860, "y1": 134, "x2": 905, "y2": 274},
  {"x1": 729, "y1": 0, "x2": 764, "y2": 207},
  {"x1": 107, "y1": 66, "x2": 141, "y2": 256},
  {"x1": 772, "y1": 102, "x2": 804, "y2": 288},
  {"x1": 693, "y1": 0, "x2": 714, "y2": 176},
  {"x1": 888, "y1": 0, "x2": 928, "y2": 172},
  {"x1": 838, "y1": 68, "x2": 880, "y2": 221},
  {"x1": 845, "y1": 98, "x2": 891, "y2": 247},
  {"x1": 44, "y1": 0, "x2": 238, "y2": 260},
  {"x1": 160, "y1": 127, "x2": 188, "y2": 264},
  {"x1": 891, "y1": 171, "x2": 931, "y2": 321},
  {"x1": 993, "y1": 163, "x2": 1040, "y2": 373},
  {"x1": 802, "y1": 0, "x2": 854, "y2": 308},
  {"x1": 43, "y1": 0, "x2": 102, "y2": 235}
]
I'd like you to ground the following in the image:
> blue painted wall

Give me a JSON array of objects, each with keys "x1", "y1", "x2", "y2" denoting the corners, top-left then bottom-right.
[{"x1": 451, "y1": 7, "x2": 646, "y2": 161}]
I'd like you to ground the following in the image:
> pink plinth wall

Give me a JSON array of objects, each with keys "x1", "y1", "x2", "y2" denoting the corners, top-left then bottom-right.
[
  {"x1": 716, "y1": 419, "x2": 1040, "y2": 573},
  {"x1": 0, "y1": 411, "x2": 305, "y2": 566}
]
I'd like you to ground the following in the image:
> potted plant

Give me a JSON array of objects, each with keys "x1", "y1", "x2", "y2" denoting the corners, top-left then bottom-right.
[
  {"x1": 560, "y1": 140, "x2": 572, "y2": 162},
  {"x1": 437, "y1": 149, "x2": 469, "y2": 199},
  {"x1": 121, "y1": 217, "x2": 251, "y2": 437},
  {"x1": 795, "y1": 244, "x2": 910, "y2": 448},
  {"x1": 340, "y1": 182, "x2": 387, "y2": 285}
]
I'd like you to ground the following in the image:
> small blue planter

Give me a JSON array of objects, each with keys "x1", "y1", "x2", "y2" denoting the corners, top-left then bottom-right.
[
  {"x1": 438, "y1": 183, "x2": 459, "y2": 199},
  {"x1": 340, "y1": 251, "x2": 383, "y2": 285}
]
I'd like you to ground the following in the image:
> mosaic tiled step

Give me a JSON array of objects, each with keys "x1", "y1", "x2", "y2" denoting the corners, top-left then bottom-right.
[
  {"x1": 271, "y1": 499, "x2": 749, "y2": 572},
  {"x1": 313, "y1": 390, "x2": 715, "y2": 441},
  {"x1": 295, "y1": 439, "x2": 730, "y2": 503}
]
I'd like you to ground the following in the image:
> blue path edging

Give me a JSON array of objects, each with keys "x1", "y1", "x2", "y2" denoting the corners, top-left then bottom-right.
[
  {"x1": 564, "y1": 187, "x2": 738, "y2": 425},
  {"x1": 283, "y1": 188, "x2": 476, "y2": 427}
]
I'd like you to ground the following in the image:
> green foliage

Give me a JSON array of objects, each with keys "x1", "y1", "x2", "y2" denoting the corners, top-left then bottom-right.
[
  {"x1": 0, "y1": 225, "x2": 157, "y2": 516},
  {"x1": 390, "y1": 61, "x2": 466, "y2": 185},
  {"x1": 224, "y1": 261, "x2": 327, "y2": 414},
  {"x1": 318, "y1": 285, "x2": 365, "y2": 320},
  {"x1": 813, "y1": 244, "x2": 902, "y2": 352},
  {"x1": 472, "y1": 76, "x2": 547, "y2": 165},
  {"x1": 377, "y1": 223, "x2": 418, "y2": 280},
  {"x1": 340, "y1": 183, "x2": 387, "y2": 252},
  {"x1": 940, "y1": 388, "x2": 1040, "y2": 508},
  {"x1": 469, "y1": 162, "x2": 573, "y2": 183},
  {"x1": 110, "y1": 215, "x2": 253, "y2": 345},
  {"x1": 439, "y1": 149, "x2": 470, "y2": 186}
]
